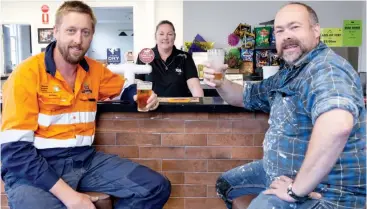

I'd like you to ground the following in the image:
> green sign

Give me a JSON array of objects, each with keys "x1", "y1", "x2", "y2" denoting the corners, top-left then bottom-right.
[
  {"x1": 320, "y1": 28, "x2": 343, "y2": 47},
  {"x1": 343, "y1": 20, "x2": 362, "y2": 47}
]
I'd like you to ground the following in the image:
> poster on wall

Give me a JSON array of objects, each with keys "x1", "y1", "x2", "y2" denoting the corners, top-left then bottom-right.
[
  {"x1": 320, "y1": 28, "x2": 343, "y2": 47},
  {"x1": 125, "y1": 51, "x2": 134, "y2": 63},
  {"x1": 107, "y1": 48, "x2": 121, "y2": 64},
  {"x1": 343, "y1": 20, "x2": 362, "y2": 47},
  {"x1": 38, "y1": 28, "x2": 54, "y2": 44}
]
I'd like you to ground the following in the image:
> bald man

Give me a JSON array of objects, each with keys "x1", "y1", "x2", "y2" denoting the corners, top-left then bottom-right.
[{"x1": 205, "y1": 2, "x2": 366, "y2": 209}]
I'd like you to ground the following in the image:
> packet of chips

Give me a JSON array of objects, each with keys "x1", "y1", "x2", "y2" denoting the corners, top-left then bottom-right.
[
  {"x1": 270, "y1": 28, "x2": 276, "y2": 46},
  {"x1": 240, "y1": 48, "x2": 254, "y2": 62},
  {"x1": 269, "y1": 50, "x2": 280, "y2": 66},
  {"x1": 256, "y1": 50, "x2": 269, "y2": 68},
  {"x1": 234, "y1": 23, "x2": 252, "y2": 39},
  {"x1": 254, "y1": 27, "x2": 271, "y2": 47},
  {"x1": 243, "y1": 24, "x2": 251, "y2": 34},
  {"x1": 240, "y1": 61, "x2": 254, "y2": 75},
  {"x1": 242, "y1": 32, "x2": 256, "y2": 49}
]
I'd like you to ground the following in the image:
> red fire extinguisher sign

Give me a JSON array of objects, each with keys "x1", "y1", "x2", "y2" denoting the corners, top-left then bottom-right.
[{"x1": 41, "y1": 5, "x2": 49, "y2": 24}]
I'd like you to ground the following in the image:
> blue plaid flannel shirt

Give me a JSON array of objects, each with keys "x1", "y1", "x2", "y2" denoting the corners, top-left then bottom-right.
[{"x1": 243, "y1": 42, "x2": 366, "y2": 208}]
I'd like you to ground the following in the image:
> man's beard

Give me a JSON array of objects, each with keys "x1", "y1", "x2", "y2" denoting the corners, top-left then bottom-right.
[
  {"x1": 278, "y1": 38, "x2": 309, "y2": 65},
  {"x1": 57, "y1": 44, "x2": 86, "y2": 65}
]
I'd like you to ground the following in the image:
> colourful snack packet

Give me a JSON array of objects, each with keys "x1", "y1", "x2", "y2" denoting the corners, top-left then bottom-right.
[
  {"x1": 270, "y1": 28, "x2": 276, "y2": 46},
  {"x1": 242, "y1": 32, "x2": 256, "y2": 49},
  {"x1": 256, "y1": 50, "x2": 269, "y2": 68},
  {"x1": 240, "y1": 61, "x2": 254, "y2": 75},
  {"x1": 269, "y1": 50, "x2": 280, "y2": 66},
  {"x1": 234, "y1": 23, "x2": 252, "y2": 39},
  {"x1": 254, "y1": 27, "x2": 271, "y2": 47},
  {"x1": 241, "y1": 48, "x2": 254, "y2": 62}
]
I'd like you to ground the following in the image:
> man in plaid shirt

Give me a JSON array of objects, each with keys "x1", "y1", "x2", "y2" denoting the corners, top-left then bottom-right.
[{"x1": 204, "y1": 2, "x2": 366, "y2": 209}]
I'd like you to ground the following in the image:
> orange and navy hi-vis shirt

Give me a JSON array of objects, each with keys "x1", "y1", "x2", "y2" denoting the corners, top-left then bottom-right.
[{"x1": 0, "y1": 41, "x2": 126, "y2": 190}]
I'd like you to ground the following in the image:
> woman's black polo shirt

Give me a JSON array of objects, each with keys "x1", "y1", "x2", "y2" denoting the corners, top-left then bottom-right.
[{"x1": 135, "y1": 45, "x2": 199, "y2": 97}]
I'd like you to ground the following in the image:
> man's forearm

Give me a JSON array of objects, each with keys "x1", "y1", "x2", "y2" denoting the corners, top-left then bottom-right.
[
  {"x1": 120, "y1": 84, "x2": 137, "y2": 101},
  {"x1": 1, "y1": 141, "x2": 60, "y2": 190},
  {"x1": 216, "y1": 79, "x2": 244, "y2": 107},
  {"x1": 50, "y1": 179, "x2": 78, "y2": 204},
  {"x1": 292, "y1": 109, "x2": 353, "y2": 196}
]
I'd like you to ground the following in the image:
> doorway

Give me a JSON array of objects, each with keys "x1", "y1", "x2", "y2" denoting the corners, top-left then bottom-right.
[{"x1": 87, "y1": 7, "x2": 133, "y2": 65}]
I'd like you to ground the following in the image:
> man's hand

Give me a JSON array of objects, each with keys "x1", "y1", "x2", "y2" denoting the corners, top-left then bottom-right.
[
  {"x1": 50, "y1": 179, "x2": 98, "y2": 209},
  {"x1": 263, "y1": 176, "x2": 322, "y2": 202},
  {"x1": 203, "y1": 63, "x2": 228, "y2": 88},
  {"x1": 65, "y1": 192, "x2": 98, "y2": 209},
  {"x1": 133, "y1": 91, "x2": 159, "y2": 111}
]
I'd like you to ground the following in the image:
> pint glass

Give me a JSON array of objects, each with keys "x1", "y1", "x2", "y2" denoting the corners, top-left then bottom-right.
[
  {"x1": 137, "y1": 81, "x2": 152, "y2": 112},
  {"x1": 207, "y1": 49, "x2": 225, "y2": 80}
]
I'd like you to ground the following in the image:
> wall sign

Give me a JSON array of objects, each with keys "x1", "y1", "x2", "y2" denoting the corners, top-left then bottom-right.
[
  {"x1": 41, "y1": 5, "x2": 49, "y2": 24},
  {"x1": 320, "y1": 28, "x2": 343, "y2": 47},
  {"x1": 138, "y1": 48, "x2": 154, "y2": 64},
  {"x1": 343, "y1": 20, "x2": 362, "y2": 47},
  {"x1": 107, "y1": 48, "x2": 121, "y2": 64}
]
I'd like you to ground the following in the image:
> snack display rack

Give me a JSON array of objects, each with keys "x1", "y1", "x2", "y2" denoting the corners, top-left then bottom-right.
[{"x1": 186, "y1": 19, "x2": 282, "y2": 81}]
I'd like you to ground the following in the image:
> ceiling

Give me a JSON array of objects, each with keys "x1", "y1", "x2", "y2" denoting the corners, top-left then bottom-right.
[{"x1": 92, "y1": 7, "x2": 133, "y2": 24}]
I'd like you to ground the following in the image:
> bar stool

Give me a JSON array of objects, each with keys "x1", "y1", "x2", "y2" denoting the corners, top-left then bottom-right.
[
  {"x1": 232, "y1": 195, "x2": 256, "y2": 209},
  {"x1": 83, "y1": 192, "x2": 113, "y2": 209}
]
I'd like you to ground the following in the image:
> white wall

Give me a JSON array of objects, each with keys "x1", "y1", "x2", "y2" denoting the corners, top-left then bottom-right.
[
  {"x1": 183, "y1": 1, "x2": 364, "y2": 46},
  {"x1": 183, "y1": 1, "x2": 365, "y2": 71},
  {"x1": 93, "y1": 7, "x2": 133, "y2": 24},
  {"x1": 0, "y1": 0, "x2": 157, "y2": 75},
  {"x1": 88, "y1": 23, "x2": 134, "y2": 62},
  {"x1": 0, "y1": 0, "x2": 189, "y2": 75},
  {"x1": 2, "y1": 1, "x2": 363, "y2": 74}
]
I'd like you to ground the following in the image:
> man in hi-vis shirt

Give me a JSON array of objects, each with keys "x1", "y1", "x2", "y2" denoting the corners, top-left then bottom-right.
[{"x1": 0, "y1": 1, "x2": 171, "y2": 209}]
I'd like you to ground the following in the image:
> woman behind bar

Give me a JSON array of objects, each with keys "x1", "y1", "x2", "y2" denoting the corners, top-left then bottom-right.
[{"x1": 136, "y1": 20, "x2": 204, "y2": 97}]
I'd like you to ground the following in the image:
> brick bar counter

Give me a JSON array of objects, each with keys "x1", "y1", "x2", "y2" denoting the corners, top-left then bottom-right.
[{"x1": 94, "y1": 97, "x2": 269, "y2": 209}]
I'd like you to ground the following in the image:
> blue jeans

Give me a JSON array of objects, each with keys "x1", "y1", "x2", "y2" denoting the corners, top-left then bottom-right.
[
  {"x1": 216, "y1": 160, "x2": 335, "y2": 209},
  {"x1": 3, "y1": 149, "x2": 171, "y2": 209}
]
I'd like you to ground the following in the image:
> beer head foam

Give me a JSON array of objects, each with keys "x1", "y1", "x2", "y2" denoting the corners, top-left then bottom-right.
[{"x1": 137, "y1": 81, "x2": 152, "y2": 90}]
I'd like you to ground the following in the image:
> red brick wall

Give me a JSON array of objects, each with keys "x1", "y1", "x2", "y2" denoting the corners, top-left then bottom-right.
[
  {"x1": 0, "y1": 111, "x2": 269, "y2": 209},
  {"x1": 1, "y1": 182, "x2": 8, "y2": 209},
  {"x1": 95, "y1": 112, "x2": 268, "y2": 209}
]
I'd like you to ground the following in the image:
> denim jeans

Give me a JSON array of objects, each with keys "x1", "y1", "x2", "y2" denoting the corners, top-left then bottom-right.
[
  {"x1": 216, "y1": 160, "x2": 335, "y2": 209},
  {"x1": 3, "y1": 150, "x2": 171, "y2": 209}
]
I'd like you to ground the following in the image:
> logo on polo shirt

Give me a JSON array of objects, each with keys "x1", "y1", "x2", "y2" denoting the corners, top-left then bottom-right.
[
  {"x1": 177, "y1": 54, "x2": 187, "y2": 59},
  {"x1": 82, "y1": 83, "x2": 92, "y2": 94},
  {"x1": 53, "y1": 85, "x2": 60, "y2": 92},
  {"x1": 175, "y1": 68, "x2": 182, "y2": 75}
]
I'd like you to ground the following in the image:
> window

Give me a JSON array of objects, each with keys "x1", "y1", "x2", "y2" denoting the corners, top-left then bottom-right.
[{"x1": 2, "y1": 24, "x2": 32, "y2": 74}]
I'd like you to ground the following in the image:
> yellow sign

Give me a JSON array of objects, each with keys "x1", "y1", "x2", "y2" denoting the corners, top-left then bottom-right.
[{"x1": 321, "y1": 28, "x2": 343, "y2": 47}]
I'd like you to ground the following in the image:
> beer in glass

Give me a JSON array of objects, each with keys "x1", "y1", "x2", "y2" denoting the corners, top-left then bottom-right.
[
  {"x1": 214, "y1": 72, "x2": 223, "y2": 80},
  {"x1": 207, "y1": 49, "x2": 225, "y2": 80},
  {"x1": 137, "y1": 81, "x2": 152, "y2": 112}
]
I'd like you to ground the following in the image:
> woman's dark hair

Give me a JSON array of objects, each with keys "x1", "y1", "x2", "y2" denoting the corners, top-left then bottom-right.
[{"x1": 155, "y1": 20, "x2": 176, "y2": 35}]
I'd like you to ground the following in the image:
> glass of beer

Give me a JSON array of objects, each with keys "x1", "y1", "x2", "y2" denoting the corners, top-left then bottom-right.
[
  {"x1": 137, "y1": 81, "x2": 153, "y2": 112},
  {"x1": 207, "y1": 49, "x2": 225, "y2": 80}
]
